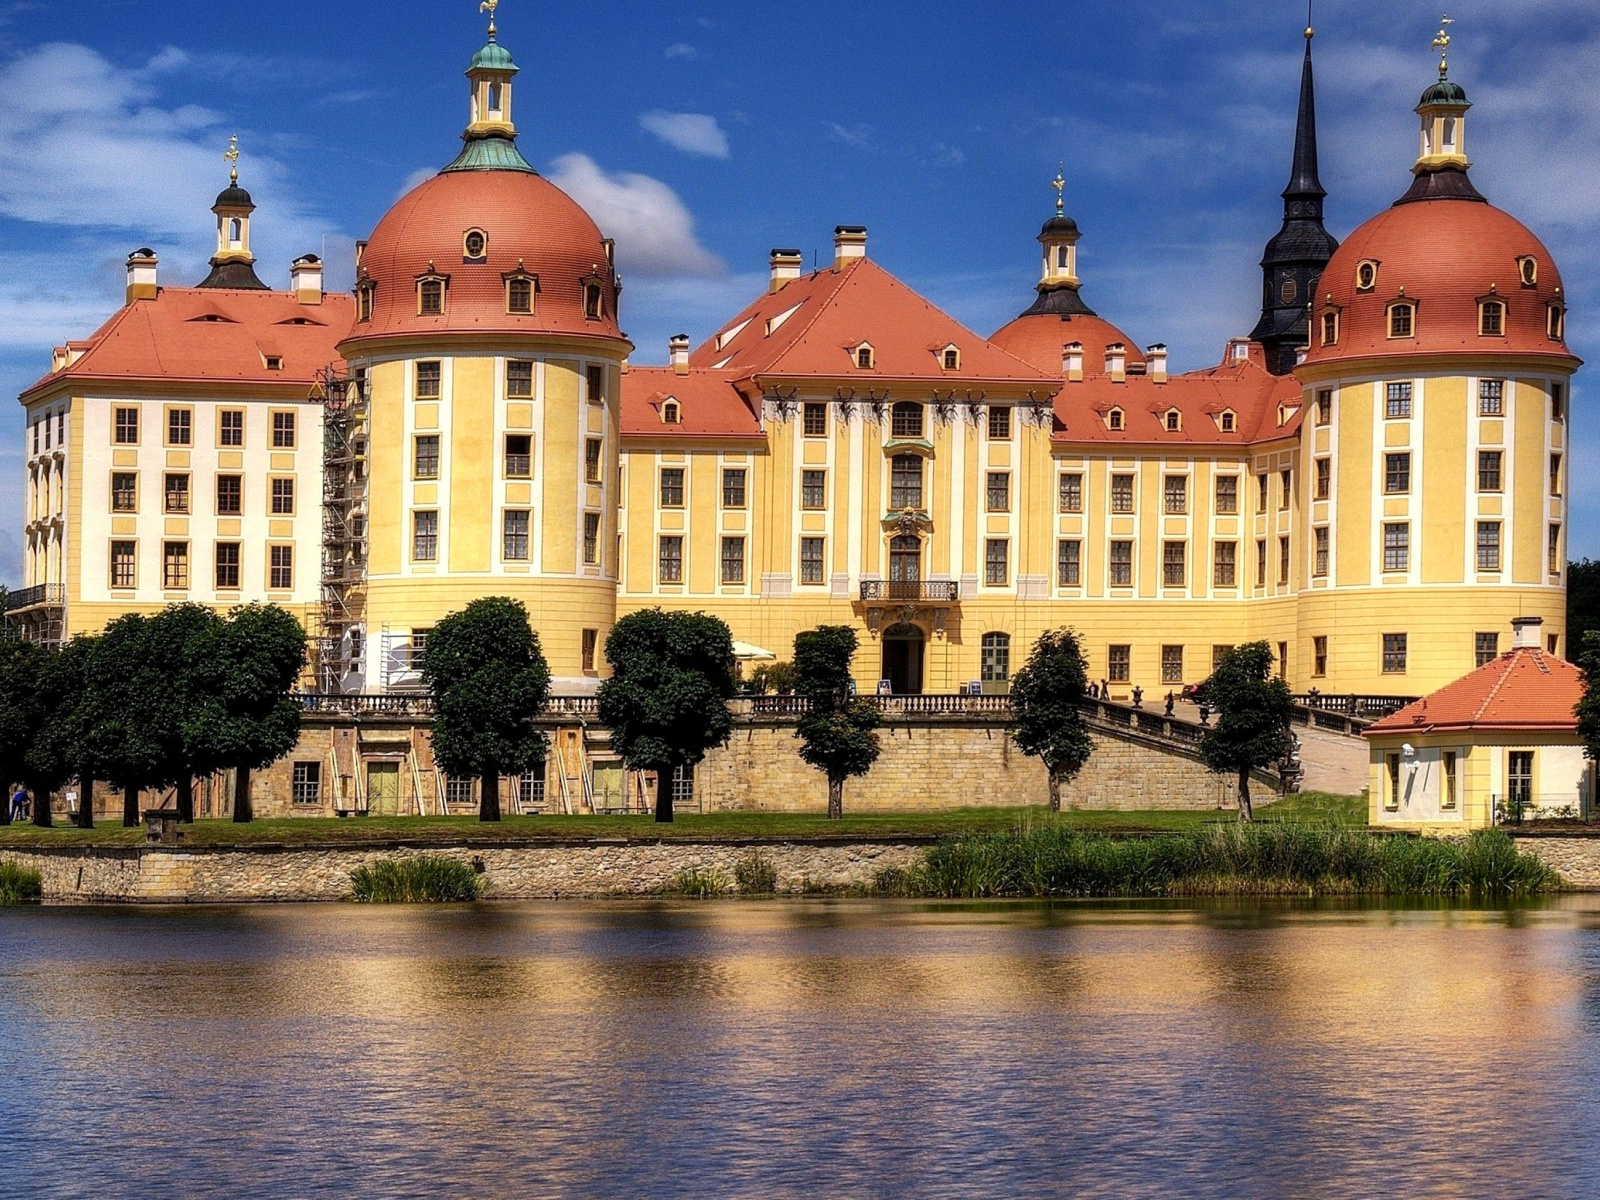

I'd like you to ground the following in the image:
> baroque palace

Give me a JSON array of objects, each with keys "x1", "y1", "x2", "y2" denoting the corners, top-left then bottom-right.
[{"x1": 11, "y1": 14, "x2": 1578, "y2": 713}]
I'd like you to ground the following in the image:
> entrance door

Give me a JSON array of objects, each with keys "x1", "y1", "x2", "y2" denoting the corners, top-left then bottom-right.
[
  {"x1": 366, "y1": 762, "x2": 400, "y2": 815},
  {"x1": 881, "y1": 623, "x2": 925, "y2": 695}
]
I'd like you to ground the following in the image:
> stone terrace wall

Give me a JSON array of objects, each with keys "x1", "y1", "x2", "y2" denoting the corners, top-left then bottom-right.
[{"x1": 1510, "y1": 835, "x2": 1600, "y2": 890}]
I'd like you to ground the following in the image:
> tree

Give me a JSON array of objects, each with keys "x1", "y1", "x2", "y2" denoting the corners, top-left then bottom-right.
[
  {"x1": 150, "y1": 603, "x2": 226, "y2": 824},
  {"x1": 420, "y1": 597, "x2": 550, "y2": 822},
  {"x1": 748, "y1": 660, "x2": 798, "y2": 695},
  {"x1": 0, "y1": 629, "x2": 46, "y2": 827},
  {"x1": 1570, "y1": 559, "x2": 1600, "y2": 656},
  {"x1": 1195, "y1": 641, "x2": 1295, "y2": 822},
  {"x1": 80, "y1": 614, "x2": 171, "y2": 826},
  {"x1": 792, "y1": 626, "x2": 880, "y2": 820},
  {"x1": 1577, "y1": 631, "x2": 1600, "y2": 770},
  {"x1": 598, "y1": 609, "x2": 735, "y2": 823},
  {"x1": 29, "y1": 635, "x2": 99, "y2": 829},
  {"x1": 1007, "y1": 628, "x2": 1095, "y2": 813}
]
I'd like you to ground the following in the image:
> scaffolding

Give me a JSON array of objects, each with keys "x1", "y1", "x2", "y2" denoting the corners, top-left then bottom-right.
[{"x1": 308, "y1": 364, "x2": 369, "y2": 692}]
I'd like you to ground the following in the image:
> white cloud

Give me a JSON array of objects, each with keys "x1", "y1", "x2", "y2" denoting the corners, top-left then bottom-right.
[
  {"x1": 828, "y1": 122, "x2": 872, "y2": 147},
  {"x1": 547, "y1": 152, "x2": 724, "y2": 278},
  {"x1": 396, "y1": 166, "x2": 435, "y2": 200},
  {"x1": 638, "y1": 110, "x2": 730, "y2": 159},
  {"x1": 664, "y1": 42, "x2": 698, "y2": 60}
]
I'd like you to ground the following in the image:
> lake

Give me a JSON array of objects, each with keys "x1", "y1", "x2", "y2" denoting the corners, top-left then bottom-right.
[{"x1": 2, "y1": 899, "x2": 1598, "y2": 1198}]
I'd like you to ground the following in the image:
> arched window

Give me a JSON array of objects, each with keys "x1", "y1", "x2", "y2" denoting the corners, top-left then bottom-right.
[
  {"x1": 1548, "y1": 304, "x2": 1566, "y2": 340},
  {"x1": 890, "y1": 402, "x2": 923, "y2": 439},
  {"x1": 1442, "y1": 116, "x2": 1457, "y2": 150},
  {"x1": 1220, "y1": 411, "x2": 1236, "y2": 433},
  {"x1": 1387, "y1": 302, "x2": 1415, "y2": 339},
  {"x1": 506, "y1": 275, "x2": 534, "y2": 314},
  {"x1": 227, "y1": 218, "x2": 242, "y2": 247},
  {"x1": 661, "y1": 400, "x2": 680, "y2": 425},
  {"x1": 1164, "y1": 409, "x2": 1181, "y2": 432},
  {"x1": 890, "y1": 454, "x2": 923, "y2": 509},
  {"x1": 418, "y1": 278, "x2": 446, "y2": 316},
  {"x1": 357, "y1": 282, "x2": 375, "y2": 323},
  {"x1": 487, "y1": 82, "x2": 502, "y2": 114},
  {"x1": 1479, "y1": 300, "x2": 1505, "y2": 337},
  {"x1": 941, "y1": 346, "x2": 960, "y2": 370},
  {"x1": 584, "y1": 282, "x2": 603, "y2": 320},
  {"x1": 980, "y1": 632, "x2": 1011, "y2": 683},
  {"x1": 1056, "y1": 245, "x2": 1069, "y2": 269},
  {"x1": 1321, "y1": 310, "x2": 1339, "y2": 346},
  {"x1": 855, "y1": 344, "x2": 875, "y2": 369},
  {"x1": 1107, "y1": 408, "x2": 1124, "y2": 431}
]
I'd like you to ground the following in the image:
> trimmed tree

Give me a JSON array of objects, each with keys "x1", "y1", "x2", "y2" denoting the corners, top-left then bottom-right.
[
  {"x1": 1196, "y1": 641, "x2": 1295, "y2": 822},
  {"x1": 1577, "y1": 630, "x2": 1600, "y2": 769},
  {"x1": 1007, "y1": 628, "x2": 1095, "y2": 813},
  {"x1": 420, "y1": 597, "x2": 551, "y2": 822},
  {"x1": 793, "y1": 625, "x2": 880, "y2": 820},
  {"x1": 598, "y1": 608, "x2": 735, "y2": 823}
]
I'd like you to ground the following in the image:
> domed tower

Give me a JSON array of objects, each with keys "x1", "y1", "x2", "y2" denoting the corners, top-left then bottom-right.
[
  {"x1": 1293, "y1": 20, "x2": 1579, "y2": 695},
  {"x1": 339, "y1": 9, "x2": 630, "y2": 691},
  {"x1": 197, "y1": 136, "x2": 268, "y2": 290}
]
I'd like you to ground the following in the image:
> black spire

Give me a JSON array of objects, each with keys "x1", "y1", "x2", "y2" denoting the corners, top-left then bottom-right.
[{"x1": 1250, "y1": 29, "x2": 1339, "y2": 376}]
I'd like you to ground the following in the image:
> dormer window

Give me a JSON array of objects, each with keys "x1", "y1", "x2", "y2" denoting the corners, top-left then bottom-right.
[
  {"x1": 1164, "y1": 409, "x2": 1181, "y2": 432},
  {"x1": 661, "y1": 400, "x2": 681, "y2": 425},
  {"x1": 1320, "y1": 309, "x2": 1339, "y2": 346},
  {"x1": 263, "y1": 356, "x2": 283, "y2": 371},
  {"x1": 1518, "y1": 256, "x2": 1538, "y2": 287},
  {"x1": 357, "y1": 281, "x2": 375, "y2": 322},
  {"x1": 417, "y1": 275, "x2": 447, "y2": 316},
  {"x1": 1548, "y1": 304, "x2": 1566, "y2": 340},
  {"x1": 940, "y1": 345, "x2": 960, "y2": 371},
  {"x1": 1107, "y1": 408, "x2": 1124, "y2": 432},
  {"x1": 463, "y1": 229, "x2": 488, "y2": 262},
  {"x1": 1387, "y1": 301, "x2": 1415, "y2": 339},
  {"x1": 1220, "y1": 411, "x2": 1236, "y2": 433},
  {"x1": 505, "y1": 273, "x2": 536, "y2": 315},
  {"x1": 854, "y1": 343, "x2": 875, "y2": 369},
  {"x1": 1479, "y1": 299, "x2": 1505, "y2": 337},
  {"x1": 584, "y1": 281, "x2": 604, "y2": 321},
  {"x1": 1356, "y1": 260, "x2": 1379, "y2": 291}
]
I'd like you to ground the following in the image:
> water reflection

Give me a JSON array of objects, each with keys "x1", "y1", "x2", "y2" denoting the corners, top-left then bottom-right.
[{"x1": 3, "y1": 898, "x2": 1600, "y2": 1198}]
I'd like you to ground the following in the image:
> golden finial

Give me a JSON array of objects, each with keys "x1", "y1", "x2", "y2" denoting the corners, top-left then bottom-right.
[
  {"x1": 1051, "y1": 164, "x2": 1065, "y2": 216},
  {"x1": 480, "y1": 0, "x2": 499, "y2": 41},
  {"x1": 224, "y1": 134, "x2": 240, "y2": 185},
  {"x1": 1305, "y1": 0, "x2": 1314, "y2": 40},
  {"x1": 1432, "y1": 14, "x2": 1453, "y2": 79}
]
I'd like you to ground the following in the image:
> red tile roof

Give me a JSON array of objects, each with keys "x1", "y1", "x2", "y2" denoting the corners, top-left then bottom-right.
[
  {"x1": 21, "y1": 287, "x2": 354, "y2": 401},
  {"x1": 989, "y1": 311, "x2": 1147, "y2": 376},
  {"x1": 621, "y1": 368, "x2": 762, "y2": 440},
  {"x1": 1365, "y1": 647, "x2": 1583, "y2": 736}
]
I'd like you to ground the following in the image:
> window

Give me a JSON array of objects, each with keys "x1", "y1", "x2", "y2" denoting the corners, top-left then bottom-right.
[
  {"x1": 1549, "y1": 524, "x2": 1562, "y2": 576},
  {"x1": 1214, "y1": 541, "x2": 1237, "y2": 587},
  {"x1": 1220, "y1": 411, "x2": 1236, "y2": 433},
  {"x1": 445, "y1": 777, "x2": 475, "y2": 806},
  {"x1": 1386, "y1": 753, "x2": 1402, "y2": 810},
  {"x1": 722, "y1": 468, "x2": 747, "y2": 509},
  {"x1": 801, "y1": 469, "x2": 826, "y2": 510},
  {"x1": 501, "y1": 359, "x2": 533, "y2": 400},
  {"x1": 581, "y1": 630, "x2": 598, "y2": 674},
  {"x1": 1316, "y1": 390, "x2": 1332, "y2": 426},
  {"x1": 497, "y1": 509, "x2": 531, "y2": 561},
  {"x1": 891, "y1": 402, "x2": 923, "y2": 438},
  {"x1": 980, "y1": 633, "x2": 1011, "y2": 683},
  {"x1": 31, "y1": 417, "x2": 38, "y2": 455},
  {"x1": 215, "y1": 542, "x2": 240, "y2": 590},
  {"x1": 1279, "y1": 469, "x2": 1291, "y2": 509},
  {"x1": 658, "y1": 467, "x2": 685, "y2": 508},
  {"x1": 658, "y1": 535, "x2": 683, "y2": 583},
  {"x1": 1478, "y1": 378, "x2": 1504, "y2": 416},
  {"x1": 1475, "y1": 631, "x2": 1500, "y2": 667},
  {"x1": 1164, "y1": 475, "x2": 1187, "y2": 515},
  {"x1": 1476, "y1": 522, "x2": 1501, "y2": 572},
  {"x1": 1383, "y1": 523, "x2": 1409, "y2": 572},
  {"x1": 216, "y1": 475, "x2": 242, "y2": 515},
  {"x1": 586, "y1": 364, "x2": 606, "y2": 405},
  {"x1": 1384, "y1": 453, "x2": 1411, "y2": 494},
  {"x1": 110, "y1": 540, "x2": 136, "y2": 588},
  {"x1": 1550, "y1": 454, "x2": 1562, "y2": 497},
  {"x1": 414, "y1": 435, "x2": 440, "y2": 479},
  {"x1": 1256, "y1": 474, "x2": 1269, "y2": 513},
  {"x1": 1548, "y1": 304, "x2": 1566, "y2": 340},
  {"x1": 162, "y1": 541, "x2": 189, "y2": 589},
  {"x1": 1518, "y1": 256, "x2": 1538, "y2": 286},
  {"x1": 1320, "y1": 311, "x2": 1339, "y2": 346},
  {"x1": 1215, "y1": 475, "x2": 1238, "y2": 515},
  {"x1": 1356, "y1": 260, "x2": 1378, "y2": 291},
  {"x1": 1108, "y1": 645, "x2": 1131, "y2": 684},
  {"x1": 1057, "y1": 540, "x2": 1081, "y2": 586},
  {"x1": 800, "y1": 537, "x2": 825, "y2": 584},
  {"x1": 583, "y1": 513, "x2": 600, "y2": 565},
  {"x1": 1479, "y1": 300, "x2": 1505, "y2": 336},
  {"x1": 985, "y1": 539, "x2": 1009, "y2": 587},
  {"x1": 1162, "y1": 541, "x2": 1186, "y2": 588},
  {"x1": 272, "y1": 411, "x2": 296, "y2": 448},
  {"x1": 856, "y1": 345, "x2": 874, "y2": 369},
  {"x1": 263, "y1": 356, "x2": 282, "y2": 372},
  {"x1": 803, "y1": 402, "x2": 828, "y2": 437},
  {"x1": 988, "y1": 407, "x2": 1011, "y2": 440},
  {"x1": 943, "y1": 347, "x2": 961, "y2": 371},
  {"x1": 1059, "y1": 473, "x2": 1083, "y2": 514},
  {"x1": 114, "y1": 407, "x2": 139, "y2": 445},
  {"x1": 987, "y1": 472, "x2": 1011, "y2": 512},
  {"x1": 271, "y1": 477, "x2": 295, "y2": 515},
  {"x1": 1388, "y1": 302, "x2": 1415, "y2": 339},
  {"x1": 1111, "y1": 474, "x2": 1134, "y2": 513},
  {"x1": 584, "y1": 438, "x2": 602, "y2": 484},
  {"x1": 505, "y1": 434, "x2": 532, "y2": 479},
  {"x1": 111, "y1": 472, "x2": 137, "y2": 513},
  {"x1": 220, "y1": 410, "x2": 244, "y2": 447},
  {"x1": 721, "y1": 536, "x2": 745, "y2": 584},
  {"x1": 1163, "y1": 409, "x2": 1181, "y2": 433},
  {"x1": 415, "y1": 362, "x2": 442, "y2": 401},
  {"x1": 1315, "y1": 458, "x2": 1331, "y2": 501},
  {"x1": 1385, "y1": 382, "x2": 1412, "y2": 419},
  {"x1": 1442, "y1": 751, "x2": 1458, "y2": 811},
  {"x1": 167, "y1": 409, "x2": 192, "y2": 447},
  {"x1": 418, "y1": 277, "x2": 445, "y2": 315},
  {"x1": 890, "y1": 454, "x2": 923, "y2": 509},
  {"x1": 1313, "y1": 636, "x2": 1328, "y2": 678},
  {"x1": 1382, "y1": 633, "x2": 1408, "y2": 674},
  {"x1": 1107, "y1": 408, "x2": 1124, "y2": 431},
  {"x1": 1478, "y1": 451, "x2": 1502, "y2": 492},
  {"x1": 1255, "y1": 539, "x2": 1268, "y2": 588},
  {"x1": 292, "y1": 762, "x2": 322, "y2": 806},
  {"x1": 1552, "y1": 383, "x2": 1566, "y2": 422},
  {"x1": 413, "y1": 511, "x2": 438, "y2": 561},
  {"x1": 164, "y1": 473, "x2": 189, "y2": 514},
  {"x1": 1109, "y1": 541, "x2": 1133, "y2": 587},
  {"x1": 357, "y1": 282, "x2": 374, "y2": 322},
  {"x1": 1278, "y1": 536, "x2": 1291, "y2": 585},
  {"x1": 1508, "y1": 751, "x2": 1534, "y2": 812},
  {"x1": 670, "y1": 764, "x2": 695, "y2": 806},
  {"x1": 507, "y1": 276, "x2": 534, "y2": 314},
  {"x1": 1161, "y1": 645, "x2": 1184, "y2": 685}
]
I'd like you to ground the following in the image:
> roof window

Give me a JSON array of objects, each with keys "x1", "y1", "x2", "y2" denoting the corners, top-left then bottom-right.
[
  {"x1": 661, "y1": 399, "x2": 680, "y2": 425},
  {"x1": 1107, "y1": 408, "x2": 1124, "y2": 432},
  {"x1": 1356, "y1": 260, "x2": 1379, "y2": 292}
]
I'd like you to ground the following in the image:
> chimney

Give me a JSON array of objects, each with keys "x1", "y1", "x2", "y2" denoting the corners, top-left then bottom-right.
[
  {"x1": 125, "y1": 248, "x2": 158, "y2": 303},
  {"x1": 833, "y1": 225, "x2": 868, "y2": 269},
  {"x1": 1062, "y1": 341, "x2": 1084, "y2": 383},
  {"x1": 291, "y1": 254, "x2": 324, "y2": 305},
  {"x1": 1511, "y1": 615, "x2": 1545, "y2": 651},
  {"x1": 669, "y1": 334, "x2": 691, "y2": 375},
  {"x1": 1147, "y1": 343, "x2": 1168, "y2": 384},
  {"x1": 769, "y1": 248, "x2": 803, "y2": 293},
  {"x1": 1106, "y1": 342, "x2": 1127, "y2": 384}
]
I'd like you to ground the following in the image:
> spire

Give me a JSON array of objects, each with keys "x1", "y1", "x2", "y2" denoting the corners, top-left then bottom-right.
[
  {"x1": 1018, "y1": 171, "x2": 1097, "y2": 319},
  {"x1": 1284, "y1": 25, "x2": 1325, "y2": 205},
  {"x1": 1394, "y1": 14, "x2": 1483, "y2": 204},
  {"x1": 197, "y1": 135, "x2": 267, "y2": 289}
]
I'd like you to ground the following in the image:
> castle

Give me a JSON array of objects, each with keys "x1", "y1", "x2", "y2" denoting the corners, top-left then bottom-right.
[{"x1": 12, "y1": 14, "x2": 1577, "y2": 711}]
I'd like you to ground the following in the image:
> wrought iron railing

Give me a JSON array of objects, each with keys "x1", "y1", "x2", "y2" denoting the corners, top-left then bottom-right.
[
  {"x1": 859, "y1": 580, "x2": 961, "y2": 603},
  {"x1": 3, "y1": 584, "x2": 64, "y2": 612}
]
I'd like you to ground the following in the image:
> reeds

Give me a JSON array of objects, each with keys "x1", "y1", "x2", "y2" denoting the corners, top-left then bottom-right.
[
  {"x1": 0, "y1": 860, "x2": 43, "y2": 904},
  {"x1": 664, "y1": 867, "x2": 732, "y2": 898},
  {"x1": 733, "y1": 851, "x2": 778, "y2": 895},
  {"x1": 349, "y1": 855, "x2": 483, "y2": 902}
]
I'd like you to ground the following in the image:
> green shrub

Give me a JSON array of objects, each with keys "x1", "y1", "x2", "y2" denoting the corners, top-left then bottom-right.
[
  {"x1": 0, "y1": 860, "x2": 42, "y2": 904},
  {"x1": 665, "y1": 867, "x2": 731, "y2": 898},
  {"x1": 350, "y1": 855, "x2": 482, "y2": 903},
  {"x1": 734, "y1": 851, "x2": 778, "y2": 894}
]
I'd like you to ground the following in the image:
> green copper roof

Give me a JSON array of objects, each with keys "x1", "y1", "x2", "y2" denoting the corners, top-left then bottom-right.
[
  {"x1": 442, "y1": 134, "x2": 537, "y2": 174},
  {"x1": 1419, "y1": 78, "x2": 1469, "y2": 107},
  {"x1": 467, "y1": 41, "x2": 518, "y2": 73}
]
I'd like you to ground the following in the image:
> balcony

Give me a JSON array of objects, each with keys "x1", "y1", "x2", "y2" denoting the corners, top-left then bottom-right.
[
  {"x1": 859, "y1": 580, "x2": 960, "y2": 604},
  {"x1": 4, "y1": 583, "x2": 64, "y2": 613}
]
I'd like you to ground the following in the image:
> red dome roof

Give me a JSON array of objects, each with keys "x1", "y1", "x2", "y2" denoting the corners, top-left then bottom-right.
[
  {"x1": 1303, "y1": 195, "x2": 1574, "y2": 367},
  {"x1": 990, "y1": 311, "x2": 1145, "y2": 377},
  {"x1": 345, "y1": 169, "x2": 625, "y2": 347}
]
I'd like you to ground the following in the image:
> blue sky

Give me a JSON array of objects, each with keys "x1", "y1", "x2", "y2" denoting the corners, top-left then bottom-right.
[{"x1": 0, "y1": 0, "x2": 1595, "y2": 583}]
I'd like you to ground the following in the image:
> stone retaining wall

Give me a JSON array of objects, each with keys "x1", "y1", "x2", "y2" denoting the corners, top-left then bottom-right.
[{"x1": 1510, "y1": 835, "x2": 1600, "y2": 890}]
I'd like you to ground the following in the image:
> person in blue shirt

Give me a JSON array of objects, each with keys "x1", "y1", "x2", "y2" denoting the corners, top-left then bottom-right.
[{"x1": 9, "y1": 787, "x2": 29, "y2": 822}]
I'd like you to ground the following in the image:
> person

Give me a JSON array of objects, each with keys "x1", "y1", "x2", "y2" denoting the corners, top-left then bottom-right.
[
  {"x1": 9, "y1": 786, "x2": 29, "y2": 822},
  {"x1": 1165, "y1": 692, "x2": 1175, "y2": 718}
]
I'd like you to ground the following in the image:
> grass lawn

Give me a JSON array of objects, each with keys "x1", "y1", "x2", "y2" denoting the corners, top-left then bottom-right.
[{"x1": 0, "y1": 791, "x2": 1368, "y2": 849}]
